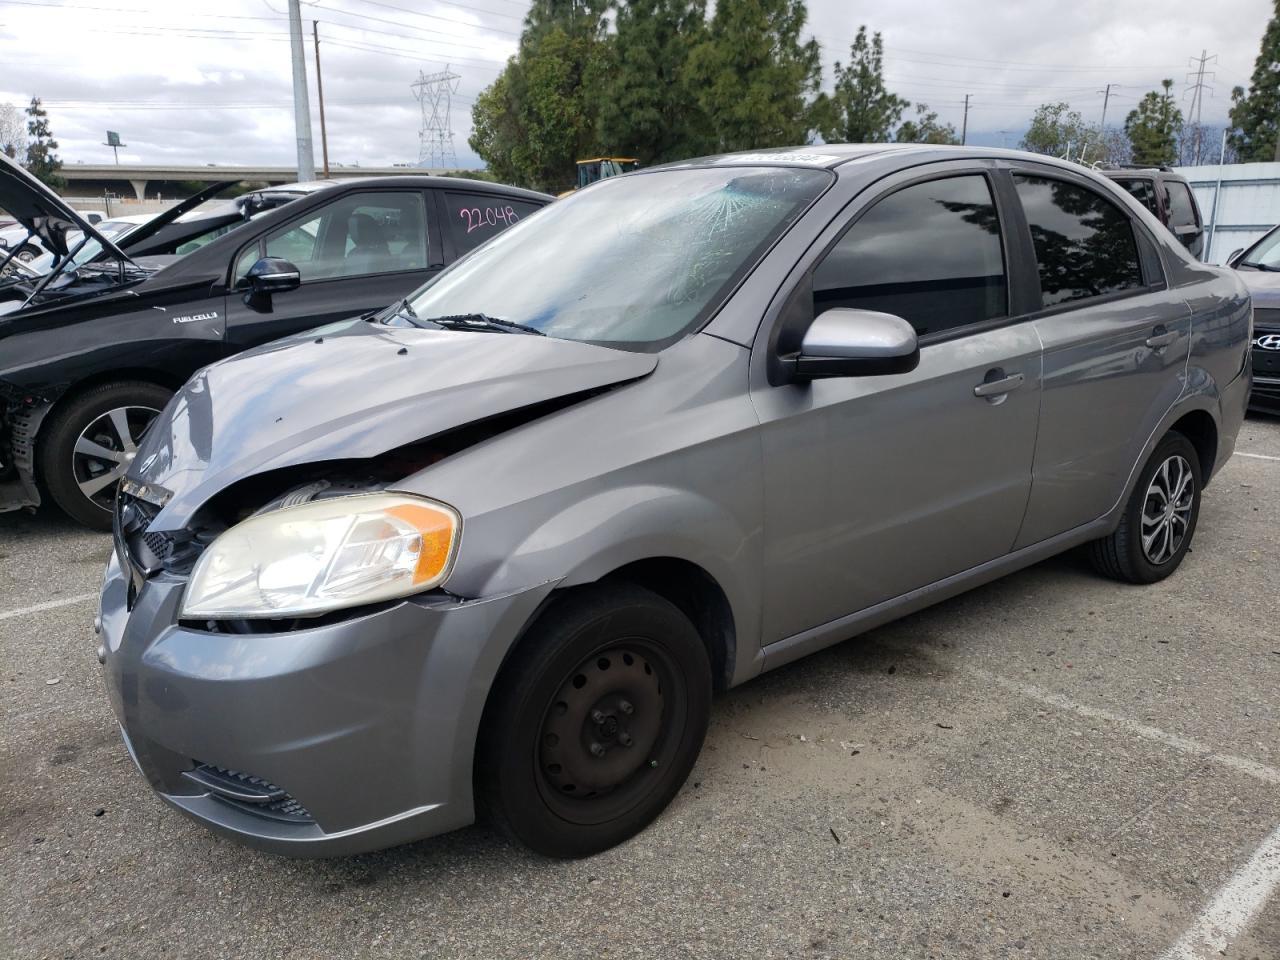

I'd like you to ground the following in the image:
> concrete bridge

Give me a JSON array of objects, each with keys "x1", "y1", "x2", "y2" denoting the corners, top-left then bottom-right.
[{"x1": 61, "y1": 162, "x2": 447, "y2": 200}]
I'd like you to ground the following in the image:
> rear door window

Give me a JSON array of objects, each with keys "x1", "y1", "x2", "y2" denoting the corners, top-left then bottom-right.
[
  {"x1": 443, "y1": 192, "x2": 545, "y2": 257},
  {"x1": 1164, "y1": 181, "x2": 1199, "y2": 229},
  {"x1": 1115, "y1": 179, "x2": 1158, "y2": 217},
  {"x1": 811, "y1": 174, "x2": 1007, "y2": 338},
  {"x1": 1013, "y1": 175, "x2": 1144, "y2": 308}
]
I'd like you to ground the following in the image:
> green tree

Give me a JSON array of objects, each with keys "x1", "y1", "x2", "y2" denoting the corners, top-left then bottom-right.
[
  {"x1": 819, "y1": 26, "x2": 908, "y2": 142},
  {"x1": 684, "y1": 0, "x2": 825, "y2": 153},
  {"x1": 1228, "y1": 0, "x2": 1280, "y2": 162},
  {"x1": 469, "y1": 0, "x2": 610, "y2": 192},
  {"x1": 1020, "y1": 102, "x2": 1089, "y2": 157},
  {"x1": 24, "y1": 97, "x2": 63, "y2": 188},
  {"x1": 895, "y1": 103, "x2": 959, "y2": 145},
  {"x1": 1125, "y1": 79, "x2": 1182, "y2": 167},
  {"x1": 598, "y1": 0, "x2": 711, "y2": 165}
]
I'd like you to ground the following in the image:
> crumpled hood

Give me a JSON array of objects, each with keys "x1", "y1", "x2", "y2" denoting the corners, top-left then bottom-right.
[
  {"x1": 130, "y1": 317, "x2": 658, "y2": 528},
  {"x1": 1238, "y1": 268, "x2": 1280, "y2": 309}
]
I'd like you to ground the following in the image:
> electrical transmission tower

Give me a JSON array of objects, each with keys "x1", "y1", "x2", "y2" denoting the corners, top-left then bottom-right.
[
  {"x1": 412, "y1": 66, "x2": 461, "y2": 169},
  {"x1": 1183, "y1": 50, "x2": 1217, "y2": 165}
]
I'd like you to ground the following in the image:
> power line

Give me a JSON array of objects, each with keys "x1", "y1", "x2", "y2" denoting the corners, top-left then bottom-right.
[
  {"x1": 326, "y1": 0, "x2": 527, "y2": 24},
  {"x1": 303, "y1": 0, "x2": 522, "y2": 38}
]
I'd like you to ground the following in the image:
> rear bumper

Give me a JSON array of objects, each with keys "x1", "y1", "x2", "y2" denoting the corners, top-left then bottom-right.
[{"x1": 98, "y1": 552, "x2": 556, "y2": 857}]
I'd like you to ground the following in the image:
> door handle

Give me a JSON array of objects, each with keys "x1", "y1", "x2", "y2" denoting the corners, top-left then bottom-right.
[
  {"x1": 973, "y1": 372, "x2": 1024, "y2": 398},
  {"x1": 1146, "y1": 328, "x2": 1177, "y2": 349}
]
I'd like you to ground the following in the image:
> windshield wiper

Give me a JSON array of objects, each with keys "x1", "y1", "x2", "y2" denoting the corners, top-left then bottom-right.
[
  {"x1": 421, "y1": 313, "x2": 545, "y2": 336},
  {"x1": 1240, "y1": 261, "x2": 1276, "y2": 272}
]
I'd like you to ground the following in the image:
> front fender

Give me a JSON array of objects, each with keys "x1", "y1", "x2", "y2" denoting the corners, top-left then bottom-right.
[{"x1": 454, "y1": 483, "x2": 764, "y2": 678}]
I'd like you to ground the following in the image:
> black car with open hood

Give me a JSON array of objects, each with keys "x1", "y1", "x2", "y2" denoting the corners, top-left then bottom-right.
[{"x1": 0, "y1": 154, "x2": 552, "y2": 527}]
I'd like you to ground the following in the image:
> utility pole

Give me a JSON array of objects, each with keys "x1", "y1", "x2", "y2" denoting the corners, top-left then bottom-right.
[
  {"x1": 287, "y1": 0, "x2": 315, "y2": 181},
  {"x1": 312, "y1": 20, "x2": 330, "y2": 178},
  {"x1": 1098, "y1": 83, "x2": 1114, "y2": 130},
  {"x1": 961, "y1": 94, "x2": 970, "y2": 146},
  {"x1": 1184, "y1": 49, "x2": 1217, "y2": 165}
]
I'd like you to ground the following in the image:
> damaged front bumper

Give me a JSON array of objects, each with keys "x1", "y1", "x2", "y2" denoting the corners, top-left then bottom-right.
[
  {"x1": 0, "y1": 392, "x2": 47, "y2": 513},
  {"x1": 98, "y1": 550, "x2": 557, "y2": 856}
]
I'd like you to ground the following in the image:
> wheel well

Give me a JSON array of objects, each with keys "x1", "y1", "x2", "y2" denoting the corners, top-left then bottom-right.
[
  {"x1": 1169, "y1": 410, "x2": 1217, "y2": 483},
  {"x1": 601, "y1": 558, "x2": 736, "y2": 691}
]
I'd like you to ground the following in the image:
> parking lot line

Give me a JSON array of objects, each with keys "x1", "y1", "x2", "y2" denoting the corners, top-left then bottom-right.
[
  {"x1": 976, "y1": 669, "x2": 1280, "y2": 787},
  {"x1": 1236, "y1": 452, "x2": 1280, "y2": 462},
  {"x1": 1157, "y1": 822, "x2": 1280, "y2": 960},
  {"x1": 0, "y1": 592, "x2": 97, "y2": 622}
]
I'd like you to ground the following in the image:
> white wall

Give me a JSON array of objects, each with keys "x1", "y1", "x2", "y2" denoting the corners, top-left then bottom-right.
[{"x1": 1173, "y1": 162, "x2": 1280, "y2": 264}]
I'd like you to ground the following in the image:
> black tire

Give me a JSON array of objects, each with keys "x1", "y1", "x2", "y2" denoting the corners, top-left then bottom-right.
[
  {"x1": 477, "y1": 583, "x2": 712, "y2": 858},
  {"x1": 1087, "y1": 431, "x2": 1202, "y2": 584},
  {"x1": 38, "y1": 381, "x2": 172, "y2": 530}
]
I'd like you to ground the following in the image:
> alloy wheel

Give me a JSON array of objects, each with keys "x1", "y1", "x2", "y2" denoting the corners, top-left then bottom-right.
[
  {"x1": 1140, "y1": 454, "x2": 1194, "y2": 565},
  {"x1": 71, "y1": 405, "x2": 159, "y2": 509}
]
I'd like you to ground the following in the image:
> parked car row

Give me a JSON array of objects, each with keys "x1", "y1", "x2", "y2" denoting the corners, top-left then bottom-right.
[
  {"x1": 0, "y1": 156, "x2": 551, "y2": 527},
  {"x1": 69, "y1": 144, "x2": 1250, "y2": 860}
]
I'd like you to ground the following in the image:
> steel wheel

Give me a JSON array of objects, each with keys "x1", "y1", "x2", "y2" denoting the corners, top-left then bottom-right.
[
  {"x1": 536, "y1": 638, "x2": 683, "y2": 825},
  {"x1": 1140, "y1": 454, "x2": 1195, "y2": 565},
  {"x1": 71, "y1": 405, "x2": 159, "y2": 509}
]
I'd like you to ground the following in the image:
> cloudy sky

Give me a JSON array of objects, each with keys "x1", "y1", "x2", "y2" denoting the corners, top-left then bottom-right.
[{"x1": 0, "y1": 0, "x2": 1271, "y2": 171}]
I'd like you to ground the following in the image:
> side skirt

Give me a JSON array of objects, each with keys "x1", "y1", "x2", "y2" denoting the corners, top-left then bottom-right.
[{"x1": 758, "y1": 515, "x2": 1112, "y2": 674}]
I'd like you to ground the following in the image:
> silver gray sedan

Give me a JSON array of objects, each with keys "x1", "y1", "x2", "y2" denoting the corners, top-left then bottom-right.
[{"x1": 99, "y1": 144, "x2": 1252, "y2": 858}]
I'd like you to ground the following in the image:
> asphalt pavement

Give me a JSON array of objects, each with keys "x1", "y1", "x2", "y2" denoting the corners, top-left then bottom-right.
[{"x1": 1, "y1": 415, "x2": 1278, "y2": 960}]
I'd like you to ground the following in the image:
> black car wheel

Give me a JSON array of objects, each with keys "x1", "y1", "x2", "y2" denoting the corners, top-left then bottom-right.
[
  {"x1": 38, "y1": 381, "x2": 172, "y2": 530},
  {"x1": 478, "y1": 583, "x2": 712, "y2": 858},
  {"x1": 1088, "y1": 431, "x2": 1202, "y2": 584}
]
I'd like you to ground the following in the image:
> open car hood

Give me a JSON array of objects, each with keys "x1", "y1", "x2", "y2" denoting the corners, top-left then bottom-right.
[
  {"x1": 130, "y1": 317, "x2": 658, "y2": 528},
  {"x1": 0, "y1": 154, "x2": 130, "y2": 264},
  {"x1": 108, "y1": 179, "x2": 235, "y2": 257}
]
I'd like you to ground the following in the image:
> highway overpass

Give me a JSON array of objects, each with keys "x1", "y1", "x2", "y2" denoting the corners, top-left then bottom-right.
[{"x1": 61, "y1": 162, "x2": 449, "y2": 199}]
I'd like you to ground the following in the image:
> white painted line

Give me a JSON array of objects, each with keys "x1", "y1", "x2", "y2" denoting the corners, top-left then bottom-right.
[
  {"x1": 0, "y1": 593, "x2": 97, "y2": 623},
  {"x1": 1236, "y1": 452, "x2": 1280, "y2": 462},
  {"x1": 1157, "y1": 822, "x2": 1280, "y2": 960},
  {"x1": 975, "y1": 670, "x2": 1280, "y2": 787}
]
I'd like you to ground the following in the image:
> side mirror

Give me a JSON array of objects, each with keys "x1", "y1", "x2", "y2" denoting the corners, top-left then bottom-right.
[
  {"x1": 1226, "y1": 248, "x2": 1244, "y2": 268},
  {"x1": 246, "y1": 257, "x2": 301, "y2": 297},
  {"x1": 783, "y1": 308, "x2": 920, "y2": 380}
]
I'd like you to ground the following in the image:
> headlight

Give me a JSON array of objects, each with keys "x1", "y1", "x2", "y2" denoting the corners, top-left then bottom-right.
[{"x1": 182, "y1": 493, "x2": 460, "y2": 619}]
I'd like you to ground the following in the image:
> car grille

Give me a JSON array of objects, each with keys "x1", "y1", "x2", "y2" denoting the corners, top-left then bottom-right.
[
  {"x1": 1254, "y1": 309, "x2": 1280, "y2": 379},
  {"x1": 182, "y1": 763, "x2": 315, "y2": 824},
  {"x1": 1254, "y1": 307, "x2": 1280, "y2": 331}
]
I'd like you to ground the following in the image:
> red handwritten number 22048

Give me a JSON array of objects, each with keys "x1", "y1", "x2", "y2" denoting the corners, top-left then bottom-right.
[{"x1": 459, "y1": 205, "x2": 520, "y2": 235}]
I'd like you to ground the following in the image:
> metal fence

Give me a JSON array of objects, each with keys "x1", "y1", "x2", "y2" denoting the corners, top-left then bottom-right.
[{"x1": 1173, "y1": 161, "x2": 1280, "y2": 264}]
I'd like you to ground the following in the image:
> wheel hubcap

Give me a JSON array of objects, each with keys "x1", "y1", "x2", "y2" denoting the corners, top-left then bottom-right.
[
  {"x1": 71, "y1": 405, "x2": 160, "y2": 509},
  {"x1": 539, "y1": 645, "x2": 665, "y2": 801},
  {"x1": 1140, "y1": 454, "x2": 1194, "y2": 565}
]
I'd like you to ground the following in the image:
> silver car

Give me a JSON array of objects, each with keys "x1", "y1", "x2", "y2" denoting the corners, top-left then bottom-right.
[{"x1": 98, "y1": 145, "x2": 1253, "y2": 858}]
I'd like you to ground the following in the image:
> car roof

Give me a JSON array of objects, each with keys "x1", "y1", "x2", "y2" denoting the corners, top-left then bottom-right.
[{"x1": 251, "y1": 175, "x2": 553, "y2": 202}]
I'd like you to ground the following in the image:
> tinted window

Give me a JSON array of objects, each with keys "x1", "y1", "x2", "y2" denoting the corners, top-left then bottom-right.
[
  {"x1": 1165, "y1": 181, "x2": 1198, "y2": 228},
  {"x1": 444, "y1": 192, "x2": 545, "y2": 256},
  {"x1": 1115, "y1": 178, "x2": 1158, "y2": 216},
  {"x1": 242, "y1": 191, "x2": 428, "y2": 283},
  {"x1": 812, "y1": 175, "x2": 1006, "y2": 337},
  {"x1": 1014, "y1": 175, "x2": 1144, "y2": 308}
]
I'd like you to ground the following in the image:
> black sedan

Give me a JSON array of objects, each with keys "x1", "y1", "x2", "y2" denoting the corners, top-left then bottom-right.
[
  {"x1": 1227, "y1": 226, "x2": 1280, "y2": 413},
  {"x1": 0, "y1": 156, "x2": 550, "y2": 527}
]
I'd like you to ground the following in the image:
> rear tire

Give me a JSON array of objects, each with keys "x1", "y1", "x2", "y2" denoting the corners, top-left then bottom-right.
[
  {"x1": 1087, "y1": 431, "x2": 1202, "y2": 584},
  {"x1": 38, "y1": 381, "x2": 171, "y2": 530},
  {"x1": 478, "y1": 583, "x2": 712, "y2": 858}
]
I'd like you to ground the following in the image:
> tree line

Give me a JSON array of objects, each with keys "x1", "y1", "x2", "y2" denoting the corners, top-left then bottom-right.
[{"x1": 472, "y1": 0, "x2": 1280, "y2": 192}]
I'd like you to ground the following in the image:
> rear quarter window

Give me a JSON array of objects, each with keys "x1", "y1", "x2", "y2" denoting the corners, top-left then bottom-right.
[
  {"x1": 1164, "y1": 181, "x2": 1199, "y2": 228},
  {"x1": 444, "y1": 192, "x2": 545, "y2": 257}
]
